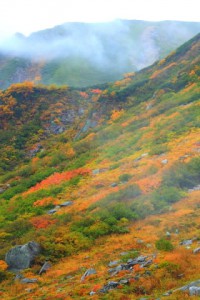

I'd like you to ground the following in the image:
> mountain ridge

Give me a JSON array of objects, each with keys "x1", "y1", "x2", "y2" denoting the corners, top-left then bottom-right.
[{"x1": 0, "y1": 19, "x2": 200, "y2": 89}]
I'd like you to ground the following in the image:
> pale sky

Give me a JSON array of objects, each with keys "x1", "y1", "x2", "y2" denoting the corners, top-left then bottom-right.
[{"x1": 0, "y1": 0, "x2": 200, "y2": 37}]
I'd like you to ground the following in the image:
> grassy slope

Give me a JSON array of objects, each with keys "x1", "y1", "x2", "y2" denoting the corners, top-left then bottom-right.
[{"x1": 0, "y1": 34, "x2": 200, "y2": 299}]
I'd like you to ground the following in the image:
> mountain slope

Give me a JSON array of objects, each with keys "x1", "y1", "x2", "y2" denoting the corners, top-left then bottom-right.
[
  {"x1": 0, "y1": 34, "x2": 200, "y2": 299},
  {"x1": 0, "y1": 20, "x2": 200, "y2": 88}
]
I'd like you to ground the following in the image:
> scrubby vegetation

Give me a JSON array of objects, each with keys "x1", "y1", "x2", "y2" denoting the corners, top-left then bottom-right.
[{"x1": 0, "y1": 33, "x2": 200, "y2": 299}]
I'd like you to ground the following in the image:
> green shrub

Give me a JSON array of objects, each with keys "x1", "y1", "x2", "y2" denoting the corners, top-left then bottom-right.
[
  {"x1": 163, "y1": 157, "x2": 200, "y2": 189},
  {"x1": 152, "y1": 186, "x2": 184, "y2": 211},
  {"x1": 149, "y1": 144, "x2": 168, "y2": 155},
  {"x1": 119, "y1": 173, "x2": 132, "y2": 182},
  {"x1": 155, "y1": 238, "x2": 174, "y2": 251},
  {"x1": 99, "y1": 184, "x2": 141, "y2": 205}
]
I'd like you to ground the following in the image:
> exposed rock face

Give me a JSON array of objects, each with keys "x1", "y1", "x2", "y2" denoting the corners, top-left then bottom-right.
[{"x1": 5, "y1": 241, "x2": 41, "y2": 270}]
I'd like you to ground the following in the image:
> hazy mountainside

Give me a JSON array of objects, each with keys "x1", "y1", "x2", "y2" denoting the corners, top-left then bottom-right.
[
  {"x1": 0, "y1": 20, "x2": 200, "y2": 88},
  {"x1": 0, "y1": 34, "x2": 200, "y2": 299}
]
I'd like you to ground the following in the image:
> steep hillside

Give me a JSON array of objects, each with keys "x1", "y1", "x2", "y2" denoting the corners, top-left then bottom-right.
[
  {"x1": 0, "y1": 34, "x2": 200, "y2": 299},
  {"x1": 0, "y1": 20, "x2": 200, "y2": 88}
]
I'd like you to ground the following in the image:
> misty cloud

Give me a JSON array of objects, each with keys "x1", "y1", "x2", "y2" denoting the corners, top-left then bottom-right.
[{"x1": 0, "y1": 19, "x2": 200, "y2": 88}]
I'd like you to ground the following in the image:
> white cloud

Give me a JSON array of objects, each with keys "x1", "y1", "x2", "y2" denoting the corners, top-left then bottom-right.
[{"x1": 0, "y1": 0, "x2": 199, "y2": 37}]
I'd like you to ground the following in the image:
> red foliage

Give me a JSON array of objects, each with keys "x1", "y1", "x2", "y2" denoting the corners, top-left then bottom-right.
[
  {"x1": 27, "y1": 168, "x2": 90, "y2": 193},
  {"x1": 31, "y1": 215, "x2": 57, "y2": 229},
  {"x1": 91, "y1": 89, "x2": 102, "y2": 94},
  {"x1": 79, "y1": 91, "x2": 89, "y2": 98}
]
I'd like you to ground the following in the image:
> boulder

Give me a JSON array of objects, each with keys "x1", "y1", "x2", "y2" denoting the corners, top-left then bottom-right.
[
  {"x1": 189, "y1": 286, "x2": 200, "y2": 296},
  {"x1": 108, "y1": 260, "x2": 120, "y2": 267},
  {"x1": 60, "y1": 201, "x2": 73, "y2": 207},
  {"x1": 193, "y1": 247, "x2": 200, "y2": 254},
  {"x1": 39, "y1": 261, "x2": 51, "y2": 275},
  {"x1": 5, "y1": 241, "x2": 41, "y2": 270},
  {"x1": 180, "y1": 239, "x2": 193, "y2": 246},
  {"x1": 47, "y1": 208, "x2": 57, "y2": 215},
  {"x1": 161, "y1": 159, "x2": 168, "y2": 165},
  {"x1": 99, "y1": 281, "x2": 119, "y2": 293},
  {"x1": 81, "y1": 268, "x2": 96, "y2": 282},
  {"x1": 110, "y1": 183, "x2": 118, "y2": 187},
  {"x1": 21, "y1": 278, "x2": 38, "y2": 284}
]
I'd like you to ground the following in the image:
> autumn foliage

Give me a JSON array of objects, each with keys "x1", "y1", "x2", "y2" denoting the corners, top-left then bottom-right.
[{"x1": 27, "y1": 168, "x2": 90, "y2": 193}]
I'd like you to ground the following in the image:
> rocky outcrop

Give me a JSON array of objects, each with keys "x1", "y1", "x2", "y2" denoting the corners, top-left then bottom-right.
[
  {"x1": 189, "y1": 286, "x2": 200, "y2": 296},
  {"x1": 108, "y1": 255, "x2": 153, "y2": 276},
  {"x1": 47, "y1": 201, "x2": 73, "y2": 214},
  {"x1": 39, "y1": 261, "x2": 51, "y2": 275},
  {"x1": 0, "y1": 184, "x2": 10, "y2": 194},
  {"x1": 193, "y1": 247, "x2": 200, "y2": 254},
  {"x1": 5, "y1": 241, "x2": 41, "y2": 270},
  {"x1": 81, "y1": 268, "x2": 96, "y2": 282}
]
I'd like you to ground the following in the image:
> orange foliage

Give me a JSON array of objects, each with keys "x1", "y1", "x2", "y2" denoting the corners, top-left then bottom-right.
[
  {"x1": 26, "y1": 168, "x2": 90, "y2": 194},
  {"x1": 91, "y1": 89, "x2": 102, "y2": 94},
  {"x1": 79, "y1": 91, "x2": 89, "y2": 98},
  {"x1": 7, "y1": 81, "x2": 34, "y2": 96},
  {"x1": 33, "y1": 197, "x2": 57, "y2": 207},
  {"x1": 133, "y1": 264, "x2": 142, "y2": 272},
  {"x1": 180, "y1": 82, "x2": 196, "y2": 94},
  {"x1": 31, "y1": 215, "x2": 57, "y2": 229},
  {"x1": 110, "y1": 109, "x2": 124, "y2": 122},
  {"x1": 0, "y1": 260, "x2": 7, "y2": 271},
  {"x1": 150, "y1": 63, "x2": 177, "y2": 79}
]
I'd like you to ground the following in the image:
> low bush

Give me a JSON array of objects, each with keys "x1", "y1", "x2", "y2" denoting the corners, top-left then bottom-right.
[{"x1": 155, "y1": 238, "x2": 174, "y2": 251}]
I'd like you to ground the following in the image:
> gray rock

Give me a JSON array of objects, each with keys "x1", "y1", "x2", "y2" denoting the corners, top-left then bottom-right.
[
  {"x1": 110, "y1": 183, "x2": 118, "y2": 187},
  {"x1": 92, "y1": 169, "x2": 100, "y2": 175},
  {"x1": 108, "y1": 264, "x2": 123, "y2": 275},
  {"x1": 89, "y1": 291, "x2": 96, "y2": 296},
  {"x1": 39, "y1": 261, "x2": 51, "y2": 275},
  {"x1": 120, "y1": 251, "x2": 129, "y2": 256},
  {"x1": 55, "y1": 205, "x2": 61, "y2": 210},
  {"x1": 161, "y1": 159, "x2": 168, "y2": 165},
  {"x1": 189, "y1": 286, "x2": 200, "y2": 296},
  {"x1": 134, "y1": 157, "x2": 142, "y2": 162},
  {"x1": 0, "y1": 184, "x2": 10, "y2": 194},
  {"x1": 193, "y1": 247, "x2": 200, "y2": 254},
  {"x1": 60, "y1": 201, "x2": 73, "y2": 207},
  {"x1": 25, "y1": 288, "x2": 33, "y2": 293},
  {"x1": 188, "y1": 185, "x2": 200, "y2": 192},
  {"x1": 141, "y1": 153, "x2": 148, "y2": 158},
  {"x1": 173, "y1": 279, "x2": 200, "y2": 292},
  {"x1": 5, "y1": 241, "x2": 41, "y2": 270},
  {"x1": 141, "y1": 259, "x2": 153, "y2": 267},
  {"x1": 136, "y1": 239, "x2": 144, "y2": 244},
  {"x1": 180, "y1": 239, "x2": 193, "y2": 246},
  {"x1": 15, "y1": 273, "x2": 23, "y2": 280},
  {"x1": 119, "y1": 279, "x2": 129, "y2": 284},
  {"x1": 21, "y1": 278, "x2": 38, "y2": 284},
  {"x1": 108, "y1": 260, "x2": 120, "y2": 267},
  {"x1": 163, "y1": 291, "x2": 172, "y2": 296},
  {"x1": 47, "y1": 208, "x2": 57, "y2": 214},
  {"x1": 81, "y1": 268, "x2": 96, "y2": 281},
  {"x1": 99, "y1": 281, "x2": 119, "y2": 293}
]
